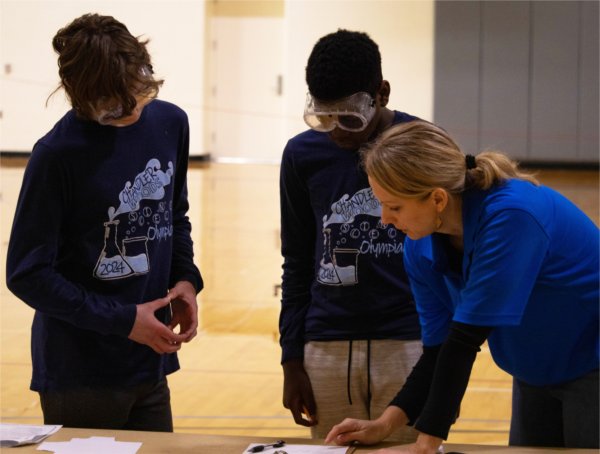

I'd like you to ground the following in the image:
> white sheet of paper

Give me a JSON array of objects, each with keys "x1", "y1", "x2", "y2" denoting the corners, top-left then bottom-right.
[
  {"x1": 244, "y1": 443, "x2": 348, "y2": 454},
  {"x1": 37, "y1": 436, "x2": 142, "y2": 454},
  {"x1": 0, "y1": 423, "x2": 62, "y2": 447}
]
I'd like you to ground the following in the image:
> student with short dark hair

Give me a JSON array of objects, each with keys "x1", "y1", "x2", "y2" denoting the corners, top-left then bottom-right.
[
  {"x1": 6, "y1": 13, "x2": 203, "y2": 432},
  {"x1": 278, "y1": 29, "x2": 423, "y2": 442},
  {"x1": 325, "y1": 120, "x2": 599, "y2": 452}
]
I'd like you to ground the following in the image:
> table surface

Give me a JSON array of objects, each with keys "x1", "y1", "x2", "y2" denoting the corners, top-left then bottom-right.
[{"x1": 2, "y1": 428, "x2": 598, "y2": 453}]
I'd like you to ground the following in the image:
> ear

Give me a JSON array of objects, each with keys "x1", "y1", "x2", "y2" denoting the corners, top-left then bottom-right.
[
  {"x1": 377, "y1": 80, "x2": 391, "y2": 107},
  {"x1": 431, "y1": 188, "x2": 448, "y2": 213}
]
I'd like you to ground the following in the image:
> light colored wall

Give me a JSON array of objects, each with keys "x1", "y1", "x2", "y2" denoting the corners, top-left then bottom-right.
[
  {"x1": 204, "y1": 0, "x2": 434, "y2": 162},
  {"x1": 0, "y1": 0, "x2": 205, "y2": 155},
  {"x1": 1, "y1": 0, "x2": 434, "y2": 160},
  {"x1": 284, "y1": 0, "x2": 435, "y2": 139}
]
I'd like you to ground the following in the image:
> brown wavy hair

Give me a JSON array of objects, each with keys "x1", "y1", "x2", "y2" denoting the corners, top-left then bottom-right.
[
  {"x1": 362, "y1": 120, "x2": 538, "y2": 199},
  {"x1": 49, "y1": 13, "x2": 164, "y2": 120}
]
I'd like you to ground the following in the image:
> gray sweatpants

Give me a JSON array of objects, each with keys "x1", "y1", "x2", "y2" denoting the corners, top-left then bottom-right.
[{"x1": 304, "y1": 339, "x2": 422, "y2": 442}]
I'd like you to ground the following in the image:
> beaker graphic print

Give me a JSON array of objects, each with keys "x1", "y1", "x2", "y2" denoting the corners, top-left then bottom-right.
[
  {"x1": 332, "y1": 248, "x2": 359, "y2": 285},
  {"x1": 122, "y1": 237, "x2": 150, "y2": 274},
  {"x1": 94, "y1": 220, "x2": 134, "y2": 280},
  {"x1": 318, "y1": 228, "x2": 360, "y2": 286}
]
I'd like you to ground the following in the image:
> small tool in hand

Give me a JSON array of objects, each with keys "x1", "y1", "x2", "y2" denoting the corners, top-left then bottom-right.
[
  {"x1": 302, "y1": 405, "x2": 313, "y2": 422},
  {"x1": 247, "y1": 440, "x2": 286, "y2": 452}
]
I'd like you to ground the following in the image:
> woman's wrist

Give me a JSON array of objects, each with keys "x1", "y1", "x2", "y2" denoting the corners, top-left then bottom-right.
[
  {"x1": 415, "y1": 433, "x2": 444, "y2": 454},
  {"x1": 377, "y1": 405, "x2": 410, "y2": 439}
]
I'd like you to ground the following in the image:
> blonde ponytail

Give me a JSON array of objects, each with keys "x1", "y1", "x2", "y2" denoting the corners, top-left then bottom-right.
[
  {"x1": 466, "y1": 151, "x2": 538, "y2": 190},
  {"x1": 362, "y1": 121, "x2": 539, "y2": 197}
]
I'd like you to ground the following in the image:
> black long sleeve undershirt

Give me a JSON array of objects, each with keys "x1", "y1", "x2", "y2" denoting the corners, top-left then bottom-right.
[{"x1": 389, "y1": 321, "x2": 492, "y2": 439}]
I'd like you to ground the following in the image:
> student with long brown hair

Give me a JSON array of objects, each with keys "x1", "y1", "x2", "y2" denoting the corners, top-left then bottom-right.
[{"x1": 6, "y1": 13, "x2": 202, "y2": 431}]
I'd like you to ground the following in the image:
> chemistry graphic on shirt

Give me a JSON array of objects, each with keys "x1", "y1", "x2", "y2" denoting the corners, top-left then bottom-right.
[
  {"x1": 93, "y1": 158, "x2": 174, "y2": 280},
  {"x1": 318, "y1": 186, "x2": 403, "y2": 286}
]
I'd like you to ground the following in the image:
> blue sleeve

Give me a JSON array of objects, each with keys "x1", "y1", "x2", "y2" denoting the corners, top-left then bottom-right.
[
  {"x1": 278, "y1": 143, "x2": 316, "y2": 363},
  {"x1": 456, "y1": 209, "x2": 549, "y2": 326},
  {"x1": 6, "y1": 145, "x2": 136, "y2": 337},
  {"x1": 168, "y1": 116, "x2": 203, "y2": 292},
  {"x1": 404, "y1": 238, "x2": 453, "y2": 346}
]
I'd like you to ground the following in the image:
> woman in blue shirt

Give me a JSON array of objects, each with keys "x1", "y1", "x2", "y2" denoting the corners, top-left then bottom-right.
[{"x1": 325, "y1": 120, "x2": 599, "y2": 452}]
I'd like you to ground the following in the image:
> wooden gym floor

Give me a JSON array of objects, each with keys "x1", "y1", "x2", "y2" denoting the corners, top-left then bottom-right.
[{"x1": 0, "y1": 158, "x2": 597, "y2": 445}]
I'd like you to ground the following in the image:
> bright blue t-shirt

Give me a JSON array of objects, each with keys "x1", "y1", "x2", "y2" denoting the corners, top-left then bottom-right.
[{"x1": 404, "y1": 179, "x2": 599, "y2": 386}]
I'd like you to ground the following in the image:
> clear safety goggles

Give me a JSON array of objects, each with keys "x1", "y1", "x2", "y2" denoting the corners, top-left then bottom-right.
[
  {"x1": 92, "y1": 66, "x2": 157, "y2": 125},
  {"x1": 303, "y1": 91, "x2": 376, "y2": 132},
  {"x1": 93, "y1": 87, "x2": 158, "y2": 125}
]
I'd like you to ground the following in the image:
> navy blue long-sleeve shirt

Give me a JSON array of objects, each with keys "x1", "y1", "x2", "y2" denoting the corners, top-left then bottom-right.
[
  {"x1": 279, "y1": 111, "x2": 421, "y2": 364},
  {"x1": 6, "y1": 100, "x2": 203, "y2": 391}
]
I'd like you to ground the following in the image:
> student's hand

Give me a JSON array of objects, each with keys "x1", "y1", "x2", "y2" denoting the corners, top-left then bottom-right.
[
  {"x1": 325, "y1": 406, "x2": 409, "y2": 446},
  {"x1": 167, "y1": 280, "x2": 198, "y2": 342},
  {"x1": 282, "y1": 359, "x2": 318, "y2": 427},
  {"x1": 128, "y1": 296, "x2": 187, "y2": 354}
]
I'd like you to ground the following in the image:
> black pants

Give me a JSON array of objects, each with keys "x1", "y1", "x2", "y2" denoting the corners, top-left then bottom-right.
[
  {"x1": 509, "y1": 370, "x2": 599, "y2": 448},
  {"x1": 39, "y1": 378, "x2": 173, "y2": 432}
]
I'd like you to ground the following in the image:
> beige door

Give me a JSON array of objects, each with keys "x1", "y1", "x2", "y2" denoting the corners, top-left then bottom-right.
[{"x1": 206, "y1": 16, "x2": 285, "y2": 163}]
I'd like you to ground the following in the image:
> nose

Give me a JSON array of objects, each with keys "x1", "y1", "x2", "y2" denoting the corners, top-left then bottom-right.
[
  {"x1": 327, "y1": 129, "x2": 361, "y2": 150},
  {"x1": 380, "y1": 207, "x2": 394, "y2": 226},
  {"x1": 328, "y1": 127, "x2": 348, "y2": 141}
]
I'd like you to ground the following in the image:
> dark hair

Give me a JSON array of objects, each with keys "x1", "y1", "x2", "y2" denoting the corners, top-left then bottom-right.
[
  {"x1": 306, "y1": 29, "x2": 382, "y2": 100},
  {"x1": 50, "y1": 13, "x2": 163, "y2": 120}
]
